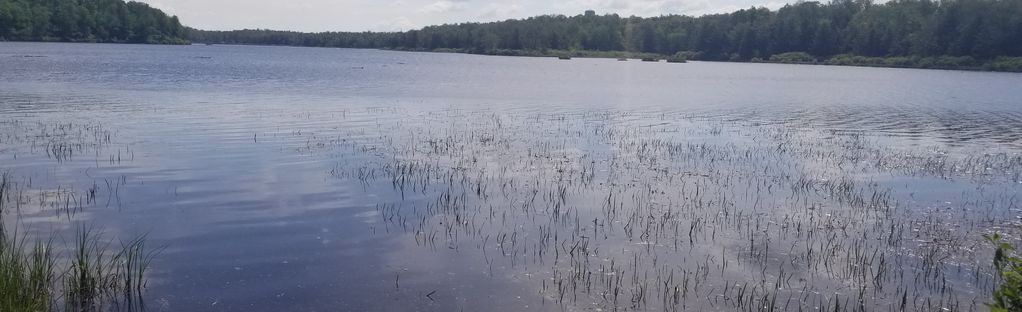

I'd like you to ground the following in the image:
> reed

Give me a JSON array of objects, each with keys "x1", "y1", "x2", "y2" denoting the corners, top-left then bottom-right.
[{"x1": 1, "y1": 171, "x2": 156, "y2": 312}]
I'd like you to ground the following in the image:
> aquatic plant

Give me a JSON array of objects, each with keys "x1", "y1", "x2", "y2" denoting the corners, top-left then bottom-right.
[
  {"x1": 0, "y1": 228, "x2": 55, "y2": 312},
  {"x1": 0, "y1": 171, "x2": 157, "y2": 312},
  {"x1": 0, "y1": 225, "x2": 155, "y2": 312},
  {"x1": 311, "y1": 108, "x2": 1020, "y2": 311},
  {"x1": 988, "y1": 233, "x2": 1022, "y2": 312}
]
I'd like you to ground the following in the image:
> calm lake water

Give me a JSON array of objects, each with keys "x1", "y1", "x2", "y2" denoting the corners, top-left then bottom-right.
[{"x1": 2, "y1": 41, "x2": 1022, "y2": 311}]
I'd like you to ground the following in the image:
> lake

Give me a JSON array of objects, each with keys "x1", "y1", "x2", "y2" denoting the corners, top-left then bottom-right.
[{"x1": 2, "y1": 41, "x2": 1021, "y2": 311}]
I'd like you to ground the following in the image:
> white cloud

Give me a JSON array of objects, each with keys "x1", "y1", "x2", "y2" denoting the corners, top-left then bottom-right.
[
  {"x1": 421, "y1": 0, "x2": 470, "y2": 14},
  {"x1": 565, "y1": 0, "x2": 714, "y2": 17},
  {"x1": 478, "y1": 3, "x2": 523, "y2": 20},
  {"x1": 372, "y1": 16, "x2": 416, "y2": 31}
]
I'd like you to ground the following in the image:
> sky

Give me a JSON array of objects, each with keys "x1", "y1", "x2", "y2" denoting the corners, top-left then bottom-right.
[{"x1": 139, "y1": 0, "x2": 791, "y2": 32}]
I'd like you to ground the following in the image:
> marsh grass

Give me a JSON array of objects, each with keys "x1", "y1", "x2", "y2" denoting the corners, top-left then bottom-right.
[
  {"x1": 5, "y1": 100, "x2": 1019, "y2": 311},
  {"x1": 0, "y1": 225, "x2": 155, "y2": 312},
  {"x1": 0, "y1": 228, "x2": 55, "y2": 311},
  {"x1": 309, "y1": 109, "x2": 1022, "y2": 311},
  {"x1": 1, "y1": 171, "x2": 156, "y2": 312}
]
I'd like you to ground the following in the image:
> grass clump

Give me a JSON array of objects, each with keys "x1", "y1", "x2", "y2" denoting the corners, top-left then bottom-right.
[
  {"x1": 0, "y1": 229, "x2": 56, "y2": 312},
  {"x1": 1, "y1": 171, "x2": 157, "y2": 312},
  {"x1": 987, "y1": 233, "x2": 1022, "y2": 312},
  {"x1": 1, "y1": 171, "x2": 56, "y2": 311},
  {"x1": 0, "y1": 224, "x2": 155, "y2": 312}
]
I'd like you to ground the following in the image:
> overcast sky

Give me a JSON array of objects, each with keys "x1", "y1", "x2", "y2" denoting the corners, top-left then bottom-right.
[{"x1": 139, "y1": 0, "x2": 791, "y2": 32}]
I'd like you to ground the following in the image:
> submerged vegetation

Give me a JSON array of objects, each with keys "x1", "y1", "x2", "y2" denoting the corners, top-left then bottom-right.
[
  {"x1": 0, "y1": 120, "x2": 156, "y2": 311},
  {"x1": 3, "y1": 20, "x2": 1021, "y2": 310},
  {"x1": 309, "y1": 107, "x2": 1022, "y2": 311},
  {"x1": 3, "y1": 92, "x2": 1020, "y2": 310}
]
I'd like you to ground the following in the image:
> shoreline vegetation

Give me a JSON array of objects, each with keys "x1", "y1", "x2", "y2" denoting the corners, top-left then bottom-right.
[
  {"x1": 2, "y1": 0, "x2": 1022, "y2": 310},
  {"x1": 398, "y1": 47, "x2": 676, "y2": 62},
  {"x1": 1, "y1": 171, "x2": 157, "y2": 311},
  {"x1": 185, "y1": 0, "x2": 1022, "y2": 73},
  {"x1": 764, "y1": 51, "x2": 1022, "y2": 72},
  {"x1": 2, "y1": 0, "x2": 1022, "y2": 72},
  {"x1": 388, "y1": 47, "x2": 1022, "y2": 71}
]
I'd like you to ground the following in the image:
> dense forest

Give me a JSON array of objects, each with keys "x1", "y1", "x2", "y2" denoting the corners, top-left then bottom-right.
[
  {"x1": 1, "y1": 0, "x2": 1020, "y2": 70},
  {"x1": 0, "y1": 0, "x2": 188, "y2": 44},
  {"x1": 190, "y1": 0, "x2": 1022, "y2": 71}
]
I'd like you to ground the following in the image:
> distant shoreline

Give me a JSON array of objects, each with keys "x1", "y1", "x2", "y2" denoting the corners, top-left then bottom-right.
[
  {"x1": 405, "y1": 48, "x2": 1022, "y2": 73},
  {"x1": 4, "y1": 40, "x2": 1022, "y2": 73},
  {"x1": 0, "y1": 38, "x2": 189, "y2": 45}
]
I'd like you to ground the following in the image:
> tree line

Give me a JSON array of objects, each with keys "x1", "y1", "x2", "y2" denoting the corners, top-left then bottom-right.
[
  {"x1": 0, "y1": 0, "x2": 188, "y2": 44},
  {"x1": 189, "y1": 0, "x2": 1022, "y2": 64},
  {"x1": 2, "y1": 0, "x2": 1020, "y2": 70}
]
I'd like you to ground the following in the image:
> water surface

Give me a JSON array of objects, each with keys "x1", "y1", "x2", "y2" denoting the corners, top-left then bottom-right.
[{"x1": 2, "y1": 42, "x2": 1021, "y2": 311}]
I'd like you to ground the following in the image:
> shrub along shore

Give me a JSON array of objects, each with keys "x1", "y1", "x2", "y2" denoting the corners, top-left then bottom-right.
[
  {"x1": 386, "y1": 48, "x2": 1022, "y2": 72},
  {"x1": 761, "y1": 51, "x2": 1022, "y2": 72}
]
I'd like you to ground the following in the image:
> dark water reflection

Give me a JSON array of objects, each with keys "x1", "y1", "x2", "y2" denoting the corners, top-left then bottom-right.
[{"x1": 1, "y1": 42, "x2": 1021, "y2": 311}]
